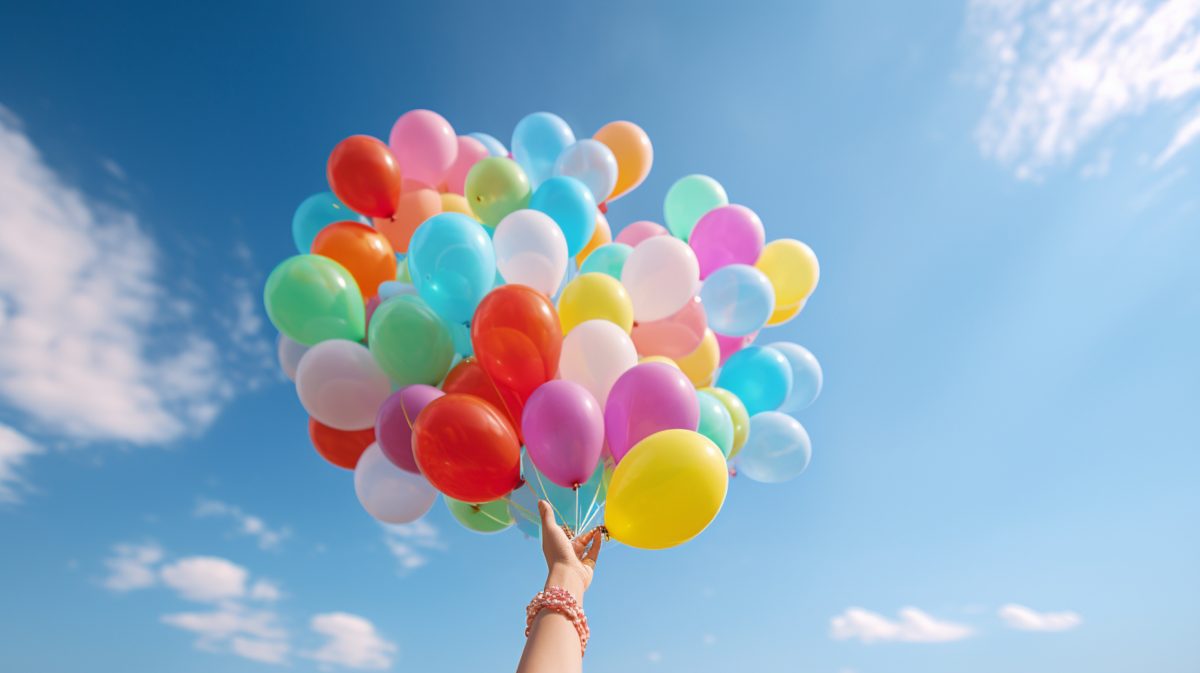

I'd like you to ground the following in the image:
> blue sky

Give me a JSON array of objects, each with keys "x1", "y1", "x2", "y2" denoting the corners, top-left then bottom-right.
[{"x1": 1, "y1": 1, "x2": 1199, "y2": 672}]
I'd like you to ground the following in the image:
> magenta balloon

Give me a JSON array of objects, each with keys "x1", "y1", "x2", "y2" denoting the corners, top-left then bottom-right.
[
  {"x1": 375, "y1": 384, "x2": 444, "y2": 473},
  {"x1": 631, "y1": 295, "x2": 707, "y2": 358},
  {"x1": 614, "y1": 220, "x2": 668, "y2": 247},
  {"x1": 716, "y1": 330, "x2": 757, "y2": 365},
  {"x1": 688, "y1": 205, "x2": 766, "y2": 279},
  {"x1": 522, "y1": 380, "x2": 605, "y2": 488},
  {"x1": 604, "y1": 362, "x2": 700, "y2": 464}
]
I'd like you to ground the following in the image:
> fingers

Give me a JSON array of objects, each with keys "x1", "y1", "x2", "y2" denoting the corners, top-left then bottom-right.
[
  {"x1": 572, "y1": 529, "x2": 597, "y2": 557},
  {"x1": 538, "y1": 500, "x2": 556, "y2": 530},
  {"x1": 584, "y1": 529, "x2": 602, "y2": 565}
]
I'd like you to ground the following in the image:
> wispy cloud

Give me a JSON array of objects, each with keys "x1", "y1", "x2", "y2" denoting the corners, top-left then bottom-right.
[
  {"x1": 195, "y1": 498, "x2": 291, "y2": 550},
  {"x1": 380, "y1": 520, "x2": 444, "y2": 572},
  {"x1": 304, "y1": 612, "x2": 397, "y2": 670},
  {"x1": 830, "y1": 607, "x2": 973, "y2": 644},
  {"x1": 162, "y1": 603, "x2": 290, "y2": 664},
  {"x1": 1154, "y1": 106, "x2": 1200, "y2": 166},
  {"x1": 101, "y1": 541, "x2": 164, "y2": 591},
  {"x1": 159, "y1": 556, "x2": 252, "y2": 603},
  {"x1": 0, "y1": 423, "x2": 42, "y2": 503},
  {"x1": 998, "y1": 603, "x2": 1083, "y2": 632}
]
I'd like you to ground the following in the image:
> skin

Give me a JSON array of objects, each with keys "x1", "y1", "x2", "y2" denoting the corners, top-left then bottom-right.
[{"x1": 515, "y1": 500, "x2": 602, "y2": 673}]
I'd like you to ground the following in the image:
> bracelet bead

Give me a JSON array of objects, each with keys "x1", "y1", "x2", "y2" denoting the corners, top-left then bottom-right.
[{"x1": 525, "y1": 585, "x2": 589, "y2": 656}]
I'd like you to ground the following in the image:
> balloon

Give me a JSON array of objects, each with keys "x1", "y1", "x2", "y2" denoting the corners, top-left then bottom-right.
[
  {"x1": 507, "y1": 482, "x2": 542, "y2": 538},
  {"x1": 388, "y1": 109, "x2": 457, "y2": 189},
  {"x1": 663, "y1": 174, "x2": 727, "y2": 240},
  {"x1": 716, "y1": 345, "x2": 793, "y2": 416},
  {"x1": 471, "y1": 285, "x2": 562, "y2": 403},
  {"x1": 593, "y1": 120, "x2": 653, "y2": 201},
  {"x1": 529, "y1": 176, "x2": 597, "y2": 257},
  {"x1": 614, "y1": 220, "x2": 668, "y2": 247},
  {"x1": 522, "y1": 380, "x2": 605, "y2": 488},
  {"x1": 296, "y1": 339, "x2": 391, "y2": 430},
  {"x1": 327, "y1": 135, "x2": 402, "y2": 218},
  {"x1": 493, "y1": 209, "x2": 568, "y2": 295},
  {"x1": 699, "y1": 264, "x2": 775, "y2": 336},
  {"x1": 444, "y1": 135, "x2": 489, "y2": 195},
  {"x1": 412, "y1": 394, "x2": 523, "y2": 502},
  {"x1": 465, "y1": 157, "x2": 532, "y2": 226},
  {"x1": 355, "y1": 443, "x2": 438, "y2": 523},
  {"x1": 449, "y1": 320, "x2": 473, "y2": 357},
  {"x1": 703, "y1": 387, "x2": 749, "y2": 456},
  {"x1": 373, "y1": 188, "x2": 442, "y2": 253},
  {"x1": 377, "y1": 280, "x2": 418, "y2": 300},
  {"x1": 767, "y1": 297, "x2": 805, "y2": 326},
  {"x1": 559, "y1": 319, "x2": 637, "y2": 407},
  {"x1": 264, "y1": 255, "x2": 365, "y2": 345},
  {"x1": 605, "y1": 429, "x2": 728, "y2": 550},
  {"x1": 673, "y1": 328, "x2": 719, "y2": 387},
  {"x1": 621, "y1": 236, "x2": 700, "y2": 321},
  {"x1": 755, "y1": 239, "x2": 819, "y2": 309},
  {"x1": 557, "y1": 273, "x2": 634, "y2": 334},
  {"x1": 441, "y1": 357, "x2": 524, "y2": 435},
  {"x1": 579, "y1": 242, "x2": 631, "y2": 279},
  {"x1": 695, "y1": 390, "x2": 735, "y2": 458},
  {"x1": 439, "y1": 192, "x2": 476, "y2": 219},
  {"x1": 468, "y1": 132, "x2": 508, "y2": 157},
  {"x1": 512, "y1": 112, "x2": 575, "y2": 187},
  {"x1": 408, "y1": 213, "x2": 496, "y2": 323},
  {"x1": 689, "y1": 205, "x2": 765, "y2": 278},
  {"x1": 715, "y1": 330, "x2": 756, "y2": 365},
  {"x1": 292, "y1": 192, "x2": 368, "y2": 253},
  {"x1": 576, "y1": 212, "x2": 611, "y2": 265},
  {"x1": 367, "y1": 295, "x2": 454, "y2": 385},
  {"x1": 375, "y1": 385, "x2": 443, "y2": 473},
  {"x1": 630, "y1": 295, "x2": 707, "y2": 358},
  {"x1": 768, "y1": 342, "x2": 823, "y2": 413},
  {"x1": 310, "y1": 221, "x2": 397, "y2": 298},
  {"x1": 309, "y1": 417, "x2": 375, "y2": 469},
  {"x1": 737, "y1": 412, "x2": 812, "y2": 483},
  {"x1": 445, "y1": 497, "x2": 514, "y2": 533},
  {"x1": 522, "y1": 454, "x2": 607, "y2": 532},
  {"x1": 554, "y1": 139, "x2": 618, "y2": 204},
  {"x1": 277, "y1": 334, "x2": 310, "y2": 381},
  {"x1": 639, "y1": 355, "x2": 680, "y2": 370},
  {"x1": 396, "y1": 258, "x2": 412, "y2": 283},
  {"x1": 604, "y1": 363, "x2": 700, "y2": 463}
]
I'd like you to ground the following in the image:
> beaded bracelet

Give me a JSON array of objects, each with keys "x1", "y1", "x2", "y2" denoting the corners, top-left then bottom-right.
[{"x1": 525, "y1": 586, "x2": 589, "y2": 656}]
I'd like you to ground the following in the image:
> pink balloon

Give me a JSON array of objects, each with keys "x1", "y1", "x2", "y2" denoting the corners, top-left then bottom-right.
[
  {"x1": 716, "y1": 330, "x2": 757, "y2": 365},
  {"x1": 605, "y1": 363, "x2": 700, "y2": 464},
  {"x1": 522, "y1": 380, "x2": 604, "y2": 488},
  {"x1": 614, "y1": 220, "x2": 668, "y2": 247},
  {"x1": 375, "y1": 385, "x2": 443, "y2": 472},
  {"x1": 443, "y1": 135, "x2": 489, "y2": 195},
  {"x1": 689, "y1": 205, "x2": 766, "y2": 279},
  {"x1": 631, "y1": 296, "x2": 707, "y2": 358},
  {"x1": 388, "y1": 110, "x2": 458, "y2": 189}
]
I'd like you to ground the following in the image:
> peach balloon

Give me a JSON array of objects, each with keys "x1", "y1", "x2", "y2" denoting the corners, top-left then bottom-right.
[
  {"x1": 593, "y1": 121, "x2": 653, "y2": 201},
  {"x1": 614, "y1": 220, "x2": 668, "y2": 247},
  {"x1": 373, "y1": 189, "x2": 442, "y2": 253},
  {"x1": 576, "y1": 212, "x2": 612, "y2": 265},
  {"x1": 631, "y1": 295, "x2": 707, "y2": 359}
]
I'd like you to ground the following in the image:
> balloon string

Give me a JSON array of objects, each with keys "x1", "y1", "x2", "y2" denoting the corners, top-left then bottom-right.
[
  {"x1": 580, "y1": 481, "x2": 603, "y2": 531},
  {"x1": 503, "y1": 496, "x2": 537, "y2": 524},
  {"x1": 529, "y1": 468, "x2": 569, "y2": 525},
  {"x1": 476, "y1": 506, "x2": 511, "y2": 527},
  {"x1": 574, "y1": 487, "x2": 580, "y2": 533}
]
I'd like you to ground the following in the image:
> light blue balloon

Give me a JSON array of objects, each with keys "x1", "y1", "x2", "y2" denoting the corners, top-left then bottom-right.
[
  {"x1": 449, "y1": 321, "x2": 474, "y2": 357},
  {"x1": 508, "y1": 483, "x2": 542, "y2": 538},
  {"x1": 737, "y1": 412, "x2": 811, "y2": 483},
  {"x1": 512, "y1": 112, "x2": 575, "y2": 188},
  {"x1": 768, "y1": 342, "x2": 823, "y2": 413},
  {"x1": 521, "y1": 453, "x2": 605, "y2": 533},
  {"x1": 377, "y1": 281, "x2": 418, "y2": 300},
  {"x1": 468, "y1": 132, "x2": 508, "y2": 157},
  {"x1": 291, "y1": 191, "x2": 367, "y2": 253},
  {"x1": 554, "y1": 139, "x2": 618, "y2": 203},
  {"x1": 408, "y1": 213, "x2": 497, "y2": 324},
  {"x1": 579, "y1": 243, "x2": 633, "y2": 279},
  {"x1": 716, "y1": 345, "x2": 793, "y2": 416},
  {"x1": 700, "y1": 264, "x2": 775, "y2": 336},
  {"x1": 530, "y1": 176, "x2": 596, "y2": 257}
]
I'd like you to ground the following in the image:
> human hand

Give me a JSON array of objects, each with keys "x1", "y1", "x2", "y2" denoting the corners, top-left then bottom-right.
[{"x1": 538, "y1": 500, "x2": 601, "y2": 603}]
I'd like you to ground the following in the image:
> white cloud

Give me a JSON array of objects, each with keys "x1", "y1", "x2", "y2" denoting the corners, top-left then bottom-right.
[
  {"x1": 830, "y1": 607, "x2": 974, "y2": 644},
  {"x1": 304, "y1": 612, "x2": 397, "y2": 670},
  {"x1": 195, "y1": 498, "x2": 291, "y2": 550},
  {"x1": 381, "y1": 520, "x2": 443, "y2": 572},
  {"x1": 969, "y1": 0, "x2": 1200, "y2": 177},
  {"x1": 102, "y1": 542, "x2": 164, "y2": 591},
  {"x1": 250, "y1": 579, "x2": 284, "y2": 602},
  {"x1": 100, "y1": 158, "x2": 126, "y2": 181},
  {"x1": 998, "y1": 603, "x2": 1083, "y2": 632},
  {"x1": 162, "y1": 602, "x2": 289, "y2": 665},
  {"x1": 0, "y1": 422, "x2": 42, "y2": 503},
  {"x1": 159, "y1": 556, "x2": 248, "y2": 603},
  {"x1": 1154, "y1": 106, "x2": 1200, "y2": 166},
  {"x1": 231, "y1": 636, "x2": 290, "y2": 664}
]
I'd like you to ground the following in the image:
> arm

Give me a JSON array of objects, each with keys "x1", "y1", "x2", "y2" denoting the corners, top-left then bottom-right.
[{"x1": 516, "y1": 500, "x2": 602, "y2": 673}]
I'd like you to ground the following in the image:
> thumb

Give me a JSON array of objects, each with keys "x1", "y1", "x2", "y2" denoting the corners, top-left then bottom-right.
[{"x1": 538, "y1": 500, "x2": 556, "y2": 531}]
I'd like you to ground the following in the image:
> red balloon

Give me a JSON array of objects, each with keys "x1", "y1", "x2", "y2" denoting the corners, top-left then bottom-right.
[
  {"x1": 327, "y1": 135, "x2": 402, "y2": 218},
  {"x1": 413, "y1": 394, "x2": 522, "y2": 502},
  {"x1": 308, "y1": 417, "x2": 375, "y2": 470},
  {"x1": 441, "y1": 358, "x2": 524, "y2": 438},
  {"x1": 470, "y1": 285, "x2": 562, "y2": 403}
]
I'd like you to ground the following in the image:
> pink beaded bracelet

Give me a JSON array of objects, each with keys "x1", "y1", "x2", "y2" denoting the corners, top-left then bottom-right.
[{"x1": 525, "y1": 586, "x2": 589, "y2": 656}]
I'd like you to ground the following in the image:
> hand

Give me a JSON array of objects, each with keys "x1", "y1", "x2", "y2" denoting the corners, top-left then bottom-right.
[{"x1": 538, "y1": 500, "x2": 601, "y2": 603}]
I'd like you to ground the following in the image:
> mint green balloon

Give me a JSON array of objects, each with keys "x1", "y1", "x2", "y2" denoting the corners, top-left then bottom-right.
[
  {"x1": 367, "y1": 295, "x2": 454, "y2": 385},
  {"x1": 663, "y1": 174, "x2": 728, "y2": 239},
  {"x1": 579, "y1": 242, "x2": 632, "y2": 279},
  {"x1": 445, "y1": 496, "x2": 515, "y2": 533},
  {"x1": 263, "y1": 255, "x2": 365, "y2": 346},
  {"x1": 696, "y1": 389, "x2": 735, "y2": 458},
  {"x1": 465, "y1": 157, "x2": 531, "y2": 226}
]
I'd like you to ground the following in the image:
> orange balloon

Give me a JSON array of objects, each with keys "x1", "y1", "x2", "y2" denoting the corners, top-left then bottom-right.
[
  {"x1": 373, "y1": 188, "x2": 442, "y2": 253},
  {"x1": 327, "y1": 135, "x2": 402, "y2": 218},
  {"x1": 576, "y1": 212, "x2": 612, "y2": 265},
  {"x1": 311, "y1": 221, "x2": 397, "y2": 298},
  {"x1": 308, "y1": 417, "x2": 375, "y2": 470},
  {"x1": 593, "y1": 121, "x2": 653, "y2": 201}
]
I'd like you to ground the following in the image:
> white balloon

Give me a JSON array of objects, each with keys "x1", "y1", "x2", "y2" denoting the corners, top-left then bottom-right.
[
  {"x1": 354, "y1": 443, "x2": 438, "y2": 523},
  {"x1": 296, "y1": 339, "x2": 391, "y2": 430},
  {"x1": 620, "y1": 236, "x2": 700, "y2": 321},
  {"x1": 493, "y1": 209, "x2": 568, "y2": 295},
  {"x1": 559, "y1": 319, "x2": 637, "y2": 407},
  {"x1": 277, "y1": 334, "x2": 309, "y2": 381},
  {"x1": 554, "y1": 139, "x2": 618, "y2": 203}
]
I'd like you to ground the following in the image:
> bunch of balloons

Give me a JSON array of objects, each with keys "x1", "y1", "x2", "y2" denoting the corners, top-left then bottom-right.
[{"x1": 265, "y1": 110, "x2": 823, "y2": 550}]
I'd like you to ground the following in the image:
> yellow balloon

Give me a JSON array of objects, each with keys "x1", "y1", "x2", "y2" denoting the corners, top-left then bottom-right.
[
  {"x1": 605, "y1": 429, "x2": 729, "y2": 550},
  {"x1": 557, "y1": 273, "x2": 634, "y2": 333},
  {"x1": 702, "y1": 387, "x2": 749, "y2": 456},
  {"x1": 673, "y1": 329, "x2": 718, "y2": 387},
  {"x1": 639, "y1": 355, "x2": 680, "y2": 370},
  {"x1": 593, "y1": 121, "x2": 653, "y2": 201},
  {"x1": 575, "y1": 212, "x2": 611, "y2": 266},
  {"x1": 755, "y1": 239, "x2": 819, "y2": 309},
  {"x1": 440, "y1": 192, "x2": 480, "y2": 221},
  {"x1": 766, "y1": 298, "x2": 806, "y2": 326}
]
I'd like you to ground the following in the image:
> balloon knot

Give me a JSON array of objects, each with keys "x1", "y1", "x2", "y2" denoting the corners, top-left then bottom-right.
[{"x1": 598, "y1": 202, "x2": 608, "y2": 214}]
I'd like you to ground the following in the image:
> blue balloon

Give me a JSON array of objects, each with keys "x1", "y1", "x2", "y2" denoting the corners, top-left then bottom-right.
[
  {"x1": 530, "y1": 176, "x2": 596, "y2": 257},
  {"x1": 716, "y1": 345, "x2": 793, "y2": 415},
  {"x1": 291, "y1": 191, "x2": 367, "y2": 253},
  {"x1": 512, "y1": 112, "x2": 575, "y2": 187},
  {"x1": 377, "y1": 281, "x2": 418, "y2": 300},
  {"x1": 468, "y1": 132, "x2": 508, "y2": 158},
  {"x1": 768, "y1": 342, "x2": 823, "y2": 413},
  {"x1": 554, "y1": 139, "x2": 618, "y2": 203},
  {"x1": 508, "y1": 482, "x2": 542, "y2": 538},
  {"x1": 737, "y1": 412, "x2": 811, "y2": 483},
  {"x1": 407, "y1": 213, "x2": 497, "y2": 324},
  {"x1": 521, "y1": 452, "x2": 605, "y2": 533},
  {"x1": 579, "y1": 243, "x2": 633, "y2": 279},
  {"x1": 700, "y1": 264, "x2": 775, "y2": 336},
  {"x1": 449, "y1": 320, "x2": 474, "y2": 357}
]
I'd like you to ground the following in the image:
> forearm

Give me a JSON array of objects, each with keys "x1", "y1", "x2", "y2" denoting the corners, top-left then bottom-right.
[{"x1": 515, "y1": 566, "x2": 587, "y2": 673}]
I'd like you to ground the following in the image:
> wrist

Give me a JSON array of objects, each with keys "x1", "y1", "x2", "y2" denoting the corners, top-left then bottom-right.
[{"x1": 545, "y1": 564, "x2": 586, "y2": 604}]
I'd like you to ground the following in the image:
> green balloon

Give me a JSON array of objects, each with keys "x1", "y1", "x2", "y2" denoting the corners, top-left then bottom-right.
[
  {"x1": 367, "y1": 295, "x2": 454, "y2": 385},
  {"x1": 663, "y1": 174, "x2": 728, "y2": 239},
  {"x1": 465, "y1": 157, "x2": 531, "y2": 226},
  {"x1": 445, "y1": 496, "x2": 515, "y2": 533},
  {"x1": 696, "y1": 389, "x2": 735, "y2": 458},
  {"x1": 396, "y1": 257, "x2": 411, "y2": 283},
  {"x1": 263, "y1": 254, "x2": 365, "y2": 346}
]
